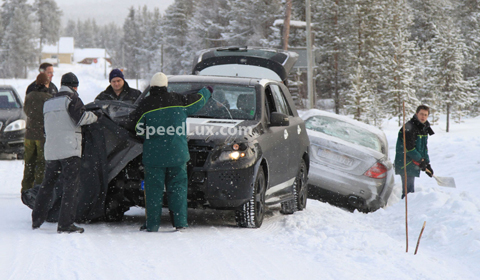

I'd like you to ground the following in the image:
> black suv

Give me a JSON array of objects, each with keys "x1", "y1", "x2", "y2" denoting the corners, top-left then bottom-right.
[
  {"x1": 23, "y1": 47, "x2": 311, "y2": 228},
  {"x1": 0, "y1": 85, "x2": 26, "y2": 158}
]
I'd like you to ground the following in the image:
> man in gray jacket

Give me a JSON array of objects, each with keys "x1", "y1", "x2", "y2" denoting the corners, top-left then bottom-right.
[{"x1": 31, "y1": 72, "x2": 100, "y2": 234}]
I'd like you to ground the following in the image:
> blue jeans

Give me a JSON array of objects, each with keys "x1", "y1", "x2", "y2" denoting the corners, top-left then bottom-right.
[{"x1": 399, "y1": 174, "x2": 415, "y2": 199}]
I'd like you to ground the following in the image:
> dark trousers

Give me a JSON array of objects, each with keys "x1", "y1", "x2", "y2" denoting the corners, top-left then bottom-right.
[
  {"x1": 400, "y1": 173, "x2": 415, "y2": 199},
  {"x1": 21, "y1": 139, "x2": 46, "y2": 192},
  {"x1": 144, "y1": 165, "x2": 188, "y2": 231},
  {"x1": 32, "y1": 156, "x2": 81, "y2": 229}
]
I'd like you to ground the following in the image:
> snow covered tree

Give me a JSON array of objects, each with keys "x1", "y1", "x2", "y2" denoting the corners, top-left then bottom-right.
[
  {"x1": 431, "y1": 18, "x2": 476, "y2": 132},
  {"x1": 33, "y1": 0, "x2": 62, "y2": 52},
  {"x1": 63, "y1": 19, "x2": 77, "y2": 38},
  {"x1": 122, "y1": 7, "x2": 142, "y2": 78},
  {"x1": 345, "y1": 63, "x2": 373, "y2": 122},
  {"x1": 381, "y1": 0, "x2": 418, "y2": 126},
  {"x1": 313, "y1": 0, "x2": 354, "y2": 113},
  {"x1": 0, "y1": 3, "x2": 37, "y2": 78},
  {"x1": 225, "y1": 0, "x2": 282, "y2": 47},
  {"x1": 161, "y1": 0, "x2": 195, "y2": 74},
  {"x1": 189, "y1": 0, "x2": 230, "y2": 49}
]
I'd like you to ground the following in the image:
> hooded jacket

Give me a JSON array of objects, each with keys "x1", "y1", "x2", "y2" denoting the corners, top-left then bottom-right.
[
  {"x1": 131, "y1": 86, "x2": 211, "y2": 167},
  {"x1": 43, "y1": 86, "x2": 98, "y2": 160},
  {"x1": 394, "y1": 114, "x2": 434, "y2": 177},
  {"x1": 24, "y1": 85, "x2": 52, "y2": 140},
  {"x1": 95, "y1": 81, "x2": 141, "y2": 103}
]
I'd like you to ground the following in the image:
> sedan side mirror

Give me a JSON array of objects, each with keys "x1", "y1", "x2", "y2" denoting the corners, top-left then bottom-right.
[{"x1": 270, "y1": 112, "x2": 289, "y2": 126}]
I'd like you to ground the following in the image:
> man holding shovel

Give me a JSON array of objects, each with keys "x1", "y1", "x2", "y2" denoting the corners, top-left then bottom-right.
[{"x1": 394, "y1": 105, "x2": 435, "y2": 198}]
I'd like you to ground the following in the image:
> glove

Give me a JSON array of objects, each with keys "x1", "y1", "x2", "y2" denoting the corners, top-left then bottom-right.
[
  {"x1": 418, "y1": 160, "x2": 427, "y2": 171},
  {"x1": 425, "y1": 163, "x2": 434, "y2": 178},
  {"x1": 93, "y1": 111, "x2": 103, "y2": 120},
  {"x1": 206, "y1": 86, "x2": 214, "y2": 93}
]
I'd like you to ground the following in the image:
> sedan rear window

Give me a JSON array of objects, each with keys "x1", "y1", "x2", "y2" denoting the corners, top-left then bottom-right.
[
  {"x1": 0, "y1": 90, "x2": 21, "y2": 109},
  {"x1": 305, "y1": 116, "x2": 382, "y2": 152}
]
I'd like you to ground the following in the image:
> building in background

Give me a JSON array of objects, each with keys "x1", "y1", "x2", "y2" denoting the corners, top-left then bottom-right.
[{"x1": 41, "y1": 37, "x2": 75, "y2": 65}]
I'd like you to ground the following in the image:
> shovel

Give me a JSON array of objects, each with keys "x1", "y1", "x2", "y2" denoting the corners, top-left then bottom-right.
[{"x1": 426, "y1": 169, "x2": 456, "y2": 188}]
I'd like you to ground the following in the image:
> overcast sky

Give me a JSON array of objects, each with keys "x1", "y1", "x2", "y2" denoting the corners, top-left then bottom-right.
[{"x1": 29, "y1": 0, "x2": 175, "y2": 26}]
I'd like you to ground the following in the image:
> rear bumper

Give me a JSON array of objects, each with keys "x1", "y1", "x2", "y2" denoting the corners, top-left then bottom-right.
[
  {"x1": 307, "y1": 161, "x2": 394, "y2": 211},
  {"x1": 0, "y1": 130, "x2": 25, "y2": 154}
]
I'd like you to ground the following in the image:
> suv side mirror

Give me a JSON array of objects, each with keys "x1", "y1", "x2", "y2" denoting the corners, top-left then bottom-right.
[{"x1": 270, "y1": 112, "x2": 289, "y2": 126}]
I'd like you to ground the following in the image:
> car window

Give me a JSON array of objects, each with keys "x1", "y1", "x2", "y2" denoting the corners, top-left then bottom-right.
[
  {"x1": 0, "y1": 90, "x2": 21, "y2": 109},
  {"x1": 168, "y1": 83, "x2": 256, "y2": 120},
  {"x1": 305, "y1": 116, "x2": 382, "y2": 152},
  {"x1": 270, "y1": 85, "x2": 293, "y2": 116}
]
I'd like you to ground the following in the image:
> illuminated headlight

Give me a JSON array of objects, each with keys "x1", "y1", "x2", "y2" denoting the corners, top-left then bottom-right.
[
  {"x1": 218, "y1": 151, "x2": 247, "y2": 161},
  {"x1": 4, "y1": 119, "x2": 26, "y2": 132}
]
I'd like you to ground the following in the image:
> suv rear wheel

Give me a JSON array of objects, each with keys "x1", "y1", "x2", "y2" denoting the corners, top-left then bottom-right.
[{"x1": 235, "y1": 168, "x2": 266, "y2": 228}]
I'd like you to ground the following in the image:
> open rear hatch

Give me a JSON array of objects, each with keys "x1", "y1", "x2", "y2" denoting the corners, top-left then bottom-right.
[{"x1": 192, "y1": 46, "x2": 298, "y2": 83}]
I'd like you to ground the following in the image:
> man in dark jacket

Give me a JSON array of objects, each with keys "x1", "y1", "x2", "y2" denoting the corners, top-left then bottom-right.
[
  {"x1": 31, "y1": 72, "x2": 100, "y2": 234},
  {"x1": 394, "y1": 105, "x2": 435, "y2": 198},
  {"x1": 95, "y1": 69, "x2": 141, "y2": 103},
  {"x1": 21, "y1": 73, "x2": 52, "y2": 193},
  {"x1": 25, "y1": 63, "x2": 58, "y2": 96},
  {"x1": 130, "y1": 72, "x2": 212, "y2": 232}
]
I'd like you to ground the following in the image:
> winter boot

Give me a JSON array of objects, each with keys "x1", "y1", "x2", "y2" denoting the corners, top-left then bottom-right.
[{"x1": 57, "y1": 224, "x2": 84, "y2": 234}]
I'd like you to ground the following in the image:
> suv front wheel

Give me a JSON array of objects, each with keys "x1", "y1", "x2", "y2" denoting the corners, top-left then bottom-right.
[
  {"x1": 235, "y1": 168, "x2": 266, "y2": 228},
  {"x1": 281, "y1": 158, "x2": 308, "y2": 214}
]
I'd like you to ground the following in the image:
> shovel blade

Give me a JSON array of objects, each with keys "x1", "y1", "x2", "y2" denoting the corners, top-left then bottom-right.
[{"x1": 434, "y1": 175, "x2": 456, "y2": 188}]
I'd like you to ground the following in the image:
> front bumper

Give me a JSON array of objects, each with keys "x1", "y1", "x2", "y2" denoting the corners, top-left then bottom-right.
[
  {"x1": 188, "y1": 164, "x2": 255, "y2": 209},
  {"x1": 0, "y1": 129, "x2": 25, "y2": 154}
]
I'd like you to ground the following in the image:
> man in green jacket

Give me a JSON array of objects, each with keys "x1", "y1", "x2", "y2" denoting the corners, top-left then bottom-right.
[
  {"x1": 130, "y1": 72, "x2": 212, "y2": 232},
  {"x1": 394, "y1": 105, "x2": 435, "y2": 198},
  {"x1": 21, "y1": 73, "x2": 52, "y2": 193}
]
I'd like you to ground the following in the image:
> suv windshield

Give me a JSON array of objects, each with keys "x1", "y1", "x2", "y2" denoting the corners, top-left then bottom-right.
[
  {"x1": 305, "y1": 116, "x2": 381, "y2": 152},
  {"x1": 0, "y1": 90, "x2": 21, "y2": 109},
  {"x1": 168, "y1": 83, "x2": 256, "y2": 120}
]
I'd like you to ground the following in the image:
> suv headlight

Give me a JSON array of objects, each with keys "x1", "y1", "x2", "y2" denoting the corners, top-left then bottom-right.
[
  {"x1": 217, "y1": 143, "x2": 253, "y2": 161},
  {"x1": 4, "y1": 119, "x2": 26, "y2": 132}
]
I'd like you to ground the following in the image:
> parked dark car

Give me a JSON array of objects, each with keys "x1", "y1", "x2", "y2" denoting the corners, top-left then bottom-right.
[
  {"x1": 23, "y1": 47, "x2": 310, "y2": 228},
  {"x1": 0, "y1": 85, "x2": 26, "y2": 158},
  {"x1": 300, "y1": 109, "x2": 394, "y2": 212}
]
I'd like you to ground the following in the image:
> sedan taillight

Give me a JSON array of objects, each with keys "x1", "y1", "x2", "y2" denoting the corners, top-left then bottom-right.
[{"x1": 364, "y1": 162, "x2": 387, "y2": 179}]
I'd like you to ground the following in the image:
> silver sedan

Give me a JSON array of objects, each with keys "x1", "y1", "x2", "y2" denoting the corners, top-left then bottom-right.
[{"x1": 301, "y1": 110, "x2": 394, "y2": 212}]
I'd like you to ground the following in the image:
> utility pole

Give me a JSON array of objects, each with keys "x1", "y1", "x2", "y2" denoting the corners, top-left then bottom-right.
[
  {"x1": 283, "y1": 0, "x2": 292, "y2": 50},
  {"x1": 306, "y1": 0, "x2": 315, "y2": 109}
]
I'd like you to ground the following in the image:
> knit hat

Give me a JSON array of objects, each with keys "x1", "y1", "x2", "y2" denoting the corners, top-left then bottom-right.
[
  {"x1": 61, "y1": 72, "x2": 79, "y2": 87},
  {"x1": 36, "y1": 73, "x2": 49, "y2": 85},
  {"x1": 150, "y1": 72, "x2": 168, "y2": 88},
  {"x1": 109, "y1": 69, "x2": 124, "y2": 82}
]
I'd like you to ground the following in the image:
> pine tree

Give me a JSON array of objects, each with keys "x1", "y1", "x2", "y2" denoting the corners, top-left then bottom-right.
[
  {"x1": 33, "y1": 0, "x2": 62, "y2": 52},
  {"x1": 225, "y1": 0, "x2": 282, "y2": 47},
  {"x1": 161, "y1": 0, "x2": 195, "y2": 74},
  {"x1": 381, "y1": 0, "x2": 418, "y2": 126},
  {"x1": 122, "y1": 7, "x2": 141, "y2": 78},
  {"x1": 0, "y1": 4, "x2": 37, "y2": 78},
  {"x1": 431, "y1": 17, "x2": 476, "y2": 132}
]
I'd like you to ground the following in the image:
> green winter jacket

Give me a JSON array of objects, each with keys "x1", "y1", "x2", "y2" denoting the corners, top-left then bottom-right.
[
  {"x1": 394, "y1": 114, "x2": 434, "y2": 177},
  {"x1": 132, "y1": 86, "x2": 211, "y2": 167},
  {"x1": 24, "y1": 85, "x2": 52, "y2": 140}
]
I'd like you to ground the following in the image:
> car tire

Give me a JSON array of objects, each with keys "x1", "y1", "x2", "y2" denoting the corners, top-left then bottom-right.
[
  {"x1": 281, "y1": 158, "x2": 308, "y2": 214},
  {"x1": 104, "y1": 193, "x2": 127, "y2": 222},
  {"x1": 235, "y1": 168, "x2": 266, "y2": 228}
]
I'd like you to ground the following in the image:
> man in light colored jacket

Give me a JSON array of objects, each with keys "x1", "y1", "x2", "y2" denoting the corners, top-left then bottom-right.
[{"x1": 31, "y1": 72, "x2": 100, "y2": 234}]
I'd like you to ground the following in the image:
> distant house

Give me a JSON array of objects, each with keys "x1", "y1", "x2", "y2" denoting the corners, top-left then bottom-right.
[
  {"x1": 74, "y1": 48, "x2": 111, "y2": 65},
  {"x1": 41, "y1": 37, "x2": 75, "y2": 65}
]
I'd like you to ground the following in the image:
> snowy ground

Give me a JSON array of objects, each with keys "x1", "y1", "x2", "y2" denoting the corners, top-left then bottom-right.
[{"x1": 1, "y1": 63, "x2": 479, "y2": 279}]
